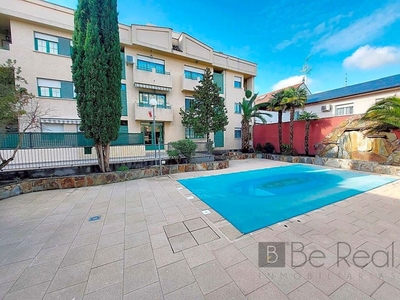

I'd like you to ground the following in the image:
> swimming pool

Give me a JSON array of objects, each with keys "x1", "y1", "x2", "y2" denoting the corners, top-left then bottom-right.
[{"x1": 178, "y1": 164, "x2": 398, "y2": 234}]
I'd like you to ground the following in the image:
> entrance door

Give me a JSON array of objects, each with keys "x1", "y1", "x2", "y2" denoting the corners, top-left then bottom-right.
[
  {"x1": 141, "y1": 122, "x2": 164, "y2": 150},
  {"x1": 214, "y1": 130, "x2": 224, "y2": 147}
]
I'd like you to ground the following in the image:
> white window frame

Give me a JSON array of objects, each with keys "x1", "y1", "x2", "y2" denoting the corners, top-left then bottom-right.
[
  {"x1": 234, "y1": 76, "x2": 242, "y2": 88},
  {"x1": 335, "y1": 103, "x2": 354, "y2": 116},
  {"x1": 234, "y1": 127, "x2": 241, "y2": 139}
]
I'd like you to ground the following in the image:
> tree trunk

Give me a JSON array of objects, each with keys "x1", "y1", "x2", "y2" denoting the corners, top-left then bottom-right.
[
  {"x1": 207, "y1": 132, "x2": 210, "y2": 142},
  {"x1": 95, "y1": 142, "x2": 105, "y2": 173},
  {"x1": 278, "y1": 110, "x2": 283, "y2": 153},
  {"x1": 241, "y1": 119, "x2": 249, "y2": 152},
  {"x1": 104, "y1": 143, "x2": 111, "y2": 172},
  {"x1": 0, "y1": 131, "x2": 26, "y2": 171},
  {"x1": 305, "y1": 121, "x2": 310, "y2": 156},
  {"x1": 289, "y1": 107, "x2": 294, "y2": 155}
]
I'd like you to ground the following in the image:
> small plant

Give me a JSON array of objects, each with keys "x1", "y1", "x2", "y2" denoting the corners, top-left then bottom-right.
[
  {"x1": 116, "y1": 165, "x2": 129, "y2": 171},
  {"x1": 281, "y1": 144, "x2": 293, "y2": 155},
  {"x1": 262, "y1": 142, "x2": 275, "y2": 154},
  {"x1": 255, "y1": 143, "x2": 263, "y2": 153},
  {"x1": 168, "y1": 139, "x2": 197, "y2": 162},
  {"x1": 166, "y1": 149, "x2": 181, "y2": 164}
]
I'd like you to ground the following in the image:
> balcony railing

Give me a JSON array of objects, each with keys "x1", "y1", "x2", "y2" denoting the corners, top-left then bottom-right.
[
  {"x1": 138, "y1": 102, "x2": 171, "y2": 109},
  {"x1": 134, "y1": 102, "x2": 173, "y2": 122},
  {"x1": 133, "y1": 66, "x2": 172, "y2": 89},
  {"x1": 136, "y1": 64, "x2": 170, "y2": 75}
]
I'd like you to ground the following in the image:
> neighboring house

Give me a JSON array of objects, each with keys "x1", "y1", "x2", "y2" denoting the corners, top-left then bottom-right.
[
  {"x1": 255, "y1": 82, "x2": 310, "y2": 123},
  {"x1": 256, "y1": 74, "x2": 400, "y2": 124},
  {"x1": 0, "y1": 0, "x2": 257, "y2": 150}
]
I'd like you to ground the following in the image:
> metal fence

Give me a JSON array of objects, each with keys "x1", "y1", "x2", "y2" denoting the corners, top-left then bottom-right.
[{"x1": 0, "y1": 132, "x2": 144, "y2": 149}]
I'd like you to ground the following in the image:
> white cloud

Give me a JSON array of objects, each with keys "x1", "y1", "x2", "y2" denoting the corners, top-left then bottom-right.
[
  {"x1": 271, "y1": 75, "x2": 313, "y2": 91},
  {"x1": 312, "y1": 2, "x2": 400, "y2": 54},
  {"x1": 343, "y1": 45, "x2": 400, "y2": 69}
]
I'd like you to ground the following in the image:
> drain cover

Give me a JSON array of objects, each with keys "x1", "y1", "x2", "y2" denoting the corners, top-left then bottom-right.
[
  {"x1": 202, "y1": 210, "x2": 211, "y2": 215},
  {"x1": 88, "y1": 216, "x2": 101, "y2": 222}
]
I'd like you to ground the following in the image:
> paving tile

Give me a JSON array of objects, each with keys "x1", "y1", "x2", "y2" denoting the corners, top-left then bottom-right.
[
  {"x1": 192, "y1": 260, "x2": 232, "y2": 295},
  {"x1": 330, "y1": 283, "x2": 372, "y2": 300},
  {"x1": 158, "y1": 259, "x2": 195, "y2": 294},
  {"x1": 217, "y1": 224, "x2": 242, "y2": 240},
  {"x1": 191, "y1": 227, "x2": 219, "y2": 245},
  {"x1": 70, "y1": 232, "x2": 101, "y2": 249},
  {"x1": 233, "y1": 236, "x2": 257, "y2": 249},
  {"x1": 0, "y1": 260, "x2": 31, "y2": 285},
  {"x1": 98, "y1": 231, "x2": 125, "y2": 249},
  {"x1": 184, "y1": 218, "x2": 208, "y2": 231},
  {"x1": 372, "y1": 283, "x2": 400, "y2": 300},
  {"x1": 246, "y1": 282, "x2": 288, "y2": 300},
  {"x1": 61, "y1": 244, "x2": 97, "y2": 267},
  {"x1": 0, "y1": 281, "x2": 15, "y2": 300},
  {"x1": 183, "y1": 244, "x2": 215, "y2": 268},
  {"x1": 226, "y1": 260, "x2": 269, "y2": 295},
  {"x1": 164, "y1": 222, "x2": 188, "y2": 238},
  {"x1": 101, "y1": 221, "x2": 124, "y2": 236},
  {"x1": 260, "y1": 263, "x2": 306, "y2": 295},
  {"x1": 146, "y1": 213, "x2": 166, "y2": 224},
  {"x1": 47, "y1": 260, "x2": 92, "y2": 293},
  {"x1": 30, "y1": 243, "x2": 70, "y2": 266},
  {"x1": 18, "y1": 232, "x2": 53, "y2": 247},
  {"x1": 44, "y1": 229, "x2": 78, "y2": 249},
  {"x1": 85, "y1": 260, "x2": 123, "y2": 294},
  {"x1": 10, "y1": 259, "x2": 62, "y2": 292},
  {"x1": 124, "y1": 282, "x2": 163, "y2": 300},
  {"x1": 287, "y1": 282, "x2": 329, "y2": 300},
  {"x1": 354, "y1": 230, "x2": 393, "y2": 248},
  {"x1": 124, "y1": 244, "x2": 153, "y2": 268},
  {"x1": 304, "y1": 220, "x2": 336, "y2": 234},
  {"x1": 43, "y1": 282, "x2": 86, "y2": 300},
  {"x1": 363, "y1": 263, "x2": 400, "y2": 290},
  {"x1": 301, "y1": 230, "x2": 336, "y2": 249},
  {"x1": 150, "y1": 232, "x2": 170, "y2": 249},
  {"x1": 153, "y1": 245, "x2": 184, "y2": 268},
  {"x1": 83, "y1": 282, "x2": 122, "y2": 300},
  {"x1": 205, "y1": 282, "x2": 245, "y2": 300},
  {"x1": 0, "y1": 242, "x2": 45, "y2": 265},
  {"x1": 328, "y1": 220, "x2": 362, "y2": 235},
  {"x1": 124, "y1": 260, "x2": 158, "y2": 294},
  {"x1": 169, "y1": 232, "x2": 198, "y2": 252},
  {"x1": 212, "y1": 244, "x2": 247, "y2": 268},
  {"x1": 124, "y1": 231, "x2": 150, "y2": 249},
  {"x1": 92, "y1": 244, "x2": 124, "y2": 268},
  {"x1": 3, "y1": 281, "x2": 49, "y2": 300}
]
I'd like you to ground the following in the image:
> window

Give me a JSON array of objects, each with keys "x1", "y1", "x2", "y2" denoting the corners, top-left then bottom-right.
[
  {"x1": 184, "y1": 66, "x2": 204, "y2": 81},
  {"x1": 185, "y1": 98, "x2": 194, "y2": 111},
  {"x1": 234, "y1": 128, "x2": 241, "y2": 139},
  {"x1": 185, "y1": 128, "x2": 204, "y2": 139},
  {"x1": 34, "y1": 32, "x2": 72, "y2": 56},
  {"x1": 234, "y1": 76, "x2": 242, "y2": 88},
  {"x1": 37, "y1": 79, "x2": 74, "y2": 99},
  {"x1": 41, "y1": 123, "x2": 64, "y2": 132},
  {"x1": 234, "y1": 103, "x2": 241, "y2": 114},
  {"x1": 335, "y1": 104, "x2": 354, "y2": 116},
  {"x1": 139, "y1": 92, "x2": 168, "y2": 108},
  {"x1": 121, "y1": 84, "x2": 127, "y2": 116},
  {"x1": 136, "y1": 55, "x2": 165, "y2": 74}
]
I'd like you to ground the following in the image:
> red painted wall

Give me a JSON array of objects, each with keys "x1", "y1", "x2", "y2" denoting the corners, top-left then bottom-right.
[{"x1": 253, "y1": 116, "x2": 350, "y2": 155}]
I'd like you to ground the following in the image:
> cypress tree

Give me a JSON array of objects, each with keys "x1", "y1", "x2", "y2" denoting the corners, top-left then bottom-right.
[
  {"x1": 180, "y1": 67, "x2": 228, "y2": 141},
  {"x1": 72, "y1": 0, "x2": 121, "y2": 172}
]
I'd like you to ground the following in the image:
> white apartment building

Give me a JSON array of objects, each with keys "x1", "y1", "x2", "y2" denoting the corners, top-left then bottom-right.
[{"x1": 0, "y1": 0, "x2": 257, "y2": 150}]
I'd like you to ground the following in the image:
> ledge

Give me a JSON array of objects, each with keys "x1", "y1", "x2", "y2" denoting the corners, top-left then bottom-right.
[
  {"x1": 265, "y1": 154, "x2": 400, "y2": 176},
  {"x1": 0, "y1": 160, "x2": 229, "y2": 200}
]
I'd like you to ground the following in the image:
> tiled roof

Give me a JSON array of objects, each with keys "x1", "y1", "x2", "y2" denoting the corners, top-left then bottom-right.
[
  {"x1": 307, "y1": 74, "x2": 400, "y2": 104},
  {"x1": 255, "y1": 82, "x2": 306, "y2": 105}
]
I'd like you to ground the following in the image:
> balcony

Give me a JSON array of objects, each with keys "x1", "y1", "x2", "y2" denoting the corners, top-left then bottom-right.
[
  {"x1": 181, "y1": 73, "x2": 201, "y2": 92},
  {"x1": 133, "y1": 66, "x2": 172, "y2": 90},
  {"x1": 133, "y1": 102, "x2": 173, "y2": 122},
  {"x1": 0, "y1": 15, "x2": 12, "y2": 51}
]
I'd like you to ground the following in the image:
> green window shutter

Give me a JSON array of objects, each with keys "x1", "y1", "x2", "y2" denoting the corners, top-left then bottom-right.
[
  {"x1": 121, "y1": 52, "x2": 126, "y2": 79},
  {"x1": 61, "y1": 81, "x2": 74, "y2": 99},
  {"x1": 34, "y1": 38, "x2": 38, "y2": 51},
  {"x1": 214, "y1": 131, "x2": 224, "y2": 147},
  {"x1": 58, "y1": 37, "x2": 71, "y2": 56},
  {"x1": 213, "y1": 73, "x2": 224, "y2": 94},
  {"x1": 185, "y1": 98, "x2": 192, "y2": 110},
  {"x1": 121, "y1": 84, "x2": 127, "y2": 116},
  {"x1": 119, "y1": 124, "x2": 128, "y2": 133}
]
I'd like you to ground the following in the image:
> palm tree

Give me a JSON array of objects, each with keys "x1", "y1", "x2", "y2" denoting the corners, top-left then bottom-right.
[
  {"x1": 240, "y1": 90, "x2": 272, "y2": 152},
  {"x1": 281, "y1": 87, "x2": 308, "y2": 154},
  {"x1": 267, "y1": 90, "x2": 285, "y2": 152},
  {"x1": 298, "y1": 111, "x2": 318, "y2": 156},
  {"x1": 361, "y1": 96, "x2": 400, "y2": 132}
]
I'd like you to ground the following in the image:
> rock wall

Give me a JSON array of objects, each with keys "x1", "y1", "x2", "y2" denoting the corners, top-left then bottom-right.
[
  {"x1": 315, "y1": 116, "x2": 400, "y2": 165},
  {"x1": 0, "y1": 160, "x2": 229, "y2": 200}
]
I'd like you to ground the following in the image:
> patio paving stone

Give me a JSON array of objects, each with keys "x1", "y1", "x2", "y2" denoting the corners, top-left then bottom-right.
[
  {"x1": 169, "y1": 232, "x2": 198, "y2": 253},
  {"x1": 192, "y1": 260, "x2": 232, "y2": 295},
  {"x1": 124, "y1": 243, "x2": 153, "y2": 268},
  {"x1": 184, "y1": 218, "x2": 209, "y2": 231},
  {"x1": 246, "y1": 283, "x2": 288, "y2": 300},
  {"x1": 158, "y1": 259, "x2": 195, "y2": 294},
  {"x1": 191, "y1": 227, "x2": 219, "y2": 245},
  {"x1": 183, "y1": 244, "x2": 215, "y2": 269},
  {"x1": 3, "y1": 281, "x2": 49, "y2": 300},
  {"x1": 204, "y1": 282, "x2": 245, "y2": 300},
  {"x1": 164, "y1": 282, "x2": 205, "y2": 300},
  {"x1": 124, "y1": 282, "x2": 163, "y2": 300},
  {"x1": 212, "y1": 244, "x2": 247, "y2": 268},
  {"x1": 329, "y1": 283, "x2": 372, "y2": 300},
  {"x1": 92, "y1": 243, "x2": 124, "y2": 268},
  {"x1": 287, "y1": 282, "x2": 329, "y2": 300},
  {"x1": 163, "y1": 222, "x2": 188, "y2": 238},
  {"x1": 123, "y1": 260, "x2": 158, "y2": 294},
  {"x1": 42, "y1": 283, "x2": 86, "y2": 300},
  {"x1": 82, "y1": 282, "x2": 123, "y2": 300}
]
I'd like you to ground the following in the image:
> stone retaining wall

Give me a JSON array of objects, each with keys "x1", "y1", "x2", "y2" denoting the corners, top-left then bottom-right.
[
  {"x1": 266, "y1": 154, "x2": 400, "y2": 176},
  {"x1": 223, "y1": 152, "x2": 257, "y2": 160},
  {"x1": 0, "y1": 160, "x2": 229, "y2": 200}
]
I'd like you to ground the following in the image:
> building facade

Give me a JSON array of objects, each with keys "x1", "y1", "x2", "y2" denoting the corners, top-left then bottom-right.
[{"x1": 0, "y1": 0, "x2": 257, "y2": 150}]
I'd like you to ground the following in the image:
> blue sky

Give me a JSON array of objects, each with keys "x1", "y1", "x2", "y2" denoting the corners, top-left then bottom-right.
[{"x1": 48, "y1": 0, "x2": 400, "y2": 94}]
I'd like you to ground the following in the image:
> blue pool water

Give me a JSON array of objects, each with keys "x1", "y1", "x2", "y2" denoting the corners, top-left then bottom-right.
[{"x1": 178, "y1": 164, "x2": 398, "y2": 234}]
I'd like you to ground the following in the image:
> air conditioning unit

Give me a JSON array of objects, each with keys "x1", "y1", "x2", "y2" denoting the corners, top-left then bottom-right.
[
  {"x1": 321, "y1": 104, "x2": 332, "y2": 112},
  {"x1": 126, "y1": 55, "x2": 134, "y2": 65}
]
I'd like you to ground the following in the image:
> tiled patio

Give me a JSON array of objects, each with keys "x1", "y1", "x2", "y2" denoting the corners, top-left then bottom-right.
[{"x1": 0, "y1": 159, "x2": 400, "y2": 299}]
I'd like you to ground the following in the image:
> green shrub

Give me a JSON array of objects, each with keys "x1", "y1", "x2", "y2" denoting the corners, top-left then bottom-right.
[
  {"x1": 169, "y1": 139, "x2": 197, "y2": 162},
  {"x1": 281, "y1": 144, "x2": 292, "y2": 155},
  {"x1": 166, "y1": 149, "x2": 180, "y2": 164},
  {"x1": 116, "y1": 165, "x2": 129, "y2": 171},
  {"x1": 262, "y1": 142, "x2": 275, "y2": 154},
  {"x1": 255, "y1": 143, "x2": 263, "y2": 153}
]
